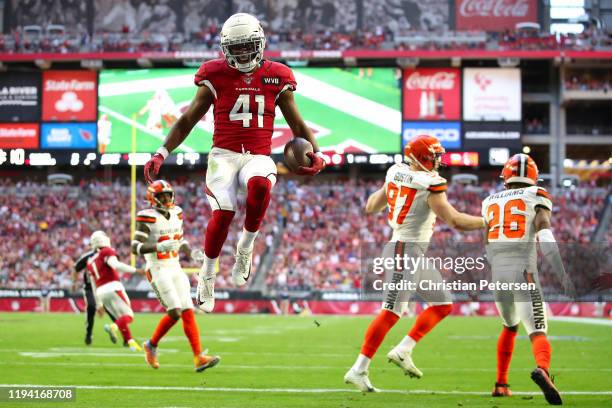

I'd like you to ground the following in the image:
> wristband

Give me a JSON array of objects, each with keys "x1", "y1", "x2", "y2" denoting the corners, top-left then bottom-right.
[
  {"x1": 315, "y1": 151, "x2": 325, "y2": 160},
  {"x1": 536, "y1": 228, "x2": 556, "y2": 243},
  {"x1": 156, "y1": 146, "x2": 169, "y2": 160}
]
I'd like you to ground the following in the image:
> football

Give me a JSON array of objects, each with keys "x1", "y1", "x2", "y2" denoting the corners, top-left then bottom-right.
[{"x1": 283, "y1": 138, "x2": 314, "y2": 174}]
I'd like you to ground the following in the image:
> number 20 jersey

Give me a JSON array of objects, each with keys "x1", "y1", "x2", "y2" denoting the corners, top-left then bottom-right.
[
  {"x1": 384, "y1": 163, "x2": 448, "y2": 243},
  {"x1": 194, "y1": 59, "x2": 297, "y2": 156},
  {"x1": 136, "y1": 206, "x2": 184, "y2": 268}
]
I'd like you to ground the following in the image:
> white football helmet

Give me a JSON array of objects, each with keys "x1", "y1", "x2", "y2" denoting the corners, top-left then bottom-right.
[
  {"x1": 90, "y1": 231, "x2": 111, "y2": 250},
  {"x1": 220, "y1": 13, "x2": 266, "y2": 73}
]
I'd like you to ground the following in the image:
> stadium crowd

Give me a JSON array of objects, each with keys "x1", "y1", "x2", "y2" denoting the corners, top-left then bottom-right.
[{"x1": 0, "y1": 178, "x2": 607, "y2": 293}]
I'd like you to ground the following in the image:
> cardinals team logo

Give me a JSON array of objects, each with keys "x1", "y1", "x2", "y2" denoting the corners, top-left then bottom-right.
[
  {"x1": 79, "y1": 128, "x2": 93, "y2": 142},
  {"x1": 242, "y1": 76, "x2": 254, "y2": 85}
]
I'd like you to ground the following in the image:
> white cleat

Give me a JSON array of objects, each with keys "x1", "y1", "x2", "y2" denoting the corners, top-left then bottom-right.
[
  {"x1": 344, "y1": 368, "x2": 380, "y2": 393},
  {"x1": 196, "y1": 271, "x2": 215, "y2": 313},
  {"x1": 231, "y1": 245, "x2": 253, "y2": 287},
  {"x1": 387, "y1": 348, "x2": 423, "y2": 379}
]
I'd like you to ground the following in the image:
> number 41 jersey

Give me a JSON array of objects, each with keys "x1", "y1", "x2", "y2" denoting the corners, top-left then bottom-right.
[
  {"x1": 136, "y1": 206, "x2": 184, "y2": 268},
  {"x1": 194, "y1": 59, "x2": 297, "y2": 156},
  {"x1": 384, "y1": 163, "x2": 448, "y2": 243}
]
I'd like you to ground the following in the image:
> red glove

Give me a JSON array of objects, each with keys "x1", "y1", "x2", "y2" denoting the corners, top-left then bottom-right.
[
  {"x1": 144, "y1": 152, "x2": 165, "y2": 184},
  {"x1": 297, "y1": 152, "x2": 326, "y2": 176}
]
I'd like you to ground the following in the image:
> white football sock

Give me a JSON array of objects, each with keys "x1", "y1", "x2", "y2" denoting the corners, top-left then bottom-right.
[
  {"x1": 237, "y1": 228, "x2": 258, "y2": 250},
  {"x1": 200, "y1": 255, "x2": 217, "y2": 278},
  {"x1": 396, "y1": 335, "x2": 417, "y2": 352},
  {"x1": 351, "y1": 354, "x2": 371, "y2": 372}
]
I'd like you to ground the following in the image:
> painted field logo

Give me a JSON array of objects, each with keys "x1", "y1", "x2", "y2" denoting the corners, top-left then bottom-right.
[{"x1": 262, "y1": 77, "x2": 280, "y2": 85}]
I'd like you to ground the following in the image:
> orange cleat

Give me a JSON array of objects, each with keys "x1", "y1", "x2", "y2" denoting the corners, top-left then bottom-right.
[
  {"x1": 143, "y1": 340, "x2": 159, "y2": 369},
  {"x1": 492, "y1": 382, "x2": 512, "y2": 397},
  {"x1": 194, "y1": 353, "x2": 220, "y2": 373}
]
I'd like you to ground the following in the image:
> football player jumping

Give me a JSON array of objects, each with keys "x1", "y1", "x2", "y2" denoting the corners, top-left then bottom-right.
[
  {"x1": 482, "y1": 154, "x2": 573, "y2": 405},
  {"x1": 144, "y1": 13, "x2": 325, "y2": 312},
  {"x1": 344, "y1": 135, "x2": 486, "y2": 392},
  {"x1": 86, "y1": 231, "x2": 144, "y2": 352},
  {"x1": 131, "y1": 180, "x2": 220, "y2": 372}
]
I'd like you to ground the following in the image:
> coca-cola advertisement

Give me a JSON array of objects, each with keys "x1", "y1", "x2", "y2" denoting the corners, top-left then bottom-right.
[
  {"x1": 42, "y1": 71, "x2": 98, "y2": 121},
  {"x1": 463, "y1": 68, "x2": 521, "y2": 121},
  {"x1": 403, "y1": 68, "x2": 460, "y2": 121},
  {"x1": 455, "y1": 0, "x2": 539, "y2": 31}
]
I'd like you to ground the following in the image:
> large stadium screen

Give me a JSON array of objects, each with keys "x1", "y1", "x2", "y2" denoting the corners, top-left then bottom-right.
[{"x1": 97, "y1": 67, "x2": 401, "y2": 154}]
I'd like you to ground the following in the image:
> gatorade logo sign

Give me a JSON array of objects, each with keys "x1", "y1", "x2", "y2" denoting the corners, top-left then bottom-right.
[{"x1": 42, "y1": 71, "x2": 97, "y2": 121}]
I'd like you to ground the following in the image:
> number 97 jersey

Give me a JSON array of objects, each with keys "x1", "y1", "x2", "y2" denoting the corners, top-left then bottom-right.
[
  {"x1": 136, "y1": 206, "x2": 184, "y2": 268},
  {"x1": 194, "y1": 58, "x2": 297, "y2": 156}
]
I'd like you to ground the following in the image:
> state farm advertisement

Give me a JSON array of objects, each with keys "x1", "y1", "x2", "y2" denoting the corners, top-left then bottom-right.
[
  {"x1": 455, "y1": 0, "x2": 538, "y2": 31},
  {"x1": 42, "y1": 71, "x2": 98, "y2": 121},
  {"x1": 0, "y1": 123, "x2": 39, "y2": 149},
  {"x1": 403, "y1": 68, "x2": 460, "y2": 120},
  {"x1": 463, "y1": 68, "x2": 521, "y2": 121}
]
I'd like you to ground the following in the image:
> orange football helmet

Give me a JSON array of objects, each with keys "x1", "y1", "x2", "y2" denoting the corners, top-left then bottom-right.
[
  {"x1": 404, "y1": 135, "x2": 445, "y2": 172},
  {"x1": 146, "y1": 180, "x2": 175, "y2": 210},
  {"x1": 501, "y1": 153, "x2": 539, "y2": 186}
]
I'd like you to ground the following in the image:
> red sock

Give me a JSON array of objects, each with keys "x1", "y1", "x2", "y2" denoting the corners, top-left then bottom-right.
[
  {"x1": 204, "y1": 209, "x2": 235, "y2": 258},
  {"x1": 150, "y1": 314, "x2": 178, "y2": 347},
  {"x1": 360, "y1": 310, "x2": 400, "y2": 358},
  {"x1": 115, "y1": 315, "x2": 133, "y2": 343},
  {"x1": 408, "y1": 304, "x2": 452, "y2": 342},
  {"x1": 181, "y1": 309, "x2": 202, "y2": 356},
  {"x1": 496, "y1": 325, "x2": 518, "y2": 384},
  {"x1": 531, "y1": 334, "x2": 551, "y2": 372},
  {"x1": 244, "y1": 176, "x2": 272, "y2": 232}
]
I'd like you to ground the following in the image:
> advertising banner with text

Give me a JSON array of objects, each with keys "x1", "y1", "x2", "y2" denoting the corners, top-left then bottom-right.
[
  {"x1": 463, "y1": 68, "x2": 521, "y2": 121},
  {"x1": 455, "y1": 0, "x2": 539, "y2": 31},
  {"x1": 403, "y1": 68, "x2": 460, "y2": 121},
  {"x1": 42, "y1": 71, "x2": 98, "y2": 121}
]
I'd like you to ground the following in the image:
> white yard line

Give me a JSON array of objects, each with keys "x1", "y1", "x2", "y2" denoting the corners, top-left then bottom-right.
[
  {"x1": 550, "y1": 317, "x2": 612, "y2": 326},
  {"x1": 0, "y1": 384, "x2": 610, "y2": 396},
  {"x1": 2, "y1": 361, "x2": 612, "y2": 373}
]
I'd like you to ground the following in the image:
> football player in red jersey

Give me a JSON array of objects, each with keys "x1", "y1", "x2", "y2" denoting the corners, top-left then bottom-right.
[
  {"x1": 144, "y1": 13, "x2": 325, "y2": 312},
  {"x1": 86, "y1": 231, "x2": 144, "y2": 351}
]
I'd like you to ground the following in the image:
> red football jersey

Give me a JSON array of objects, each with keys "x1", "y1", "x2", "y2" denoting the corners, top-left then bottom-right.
[
  {"x1": 86, "y1": 247, "x2": 120, "y2": 287},
  {"x1": 194, "y1": 59, "x2": 297, "y2": 155}
]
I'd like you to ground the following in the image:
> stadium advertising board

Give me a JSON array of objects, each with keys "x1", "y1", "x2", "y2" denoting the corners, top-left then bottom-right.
[
  {"x1": 455, "y1": 0, "x2": 539, "y2": 31},
  {"x1": 98, "y1": 67, "x2": 401, "y2": 154},
  {"x1": 42, "y1": 71, "x2": 98, "y2": 121},
  {"x1": 402, "y1": 121, "x2": 461, "y2": 150},
  {"x1": 40, "y1": 122, "x2": 97, "y2": 149},
  {"x1": 0, "y1": 72, "x2": 41, "y2": 122},
  {"x1": 463, "y1": 121, "x2": 521, "y2": 149},
  {"x1": 463, "y1": 68, "x2": 521, "y2": 121},
  {"x1": 0, "y1": 123, "x2": 39, "y2": 149},
  {"x1": 402, "y1": 68, "x2": 460, "y2": 121}
]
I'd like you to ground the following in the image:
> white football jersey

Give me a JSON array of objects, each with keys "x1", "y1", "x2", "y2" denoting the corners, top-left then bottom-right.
[
  {"x1": 482, "y1": 186, "x2": 553, "y2": 263},
  {"x1": 136, "y1": 206, "x2": 184, "y2": 268},
  {"x1": 482, "y1": 186, "x2": 552, "y2": 243},
  {"x1": 384, "y1": 163, "x2": 447, "y2": 242}
]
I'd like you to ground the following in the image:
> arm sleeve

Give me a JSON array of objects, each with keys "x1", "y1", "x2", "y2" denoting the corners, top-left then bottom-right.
[
  {"x1": 74, "y1": 252, "x2": 90, "y2": 272},
  {"x1": 106, "y1": 256, "x2": 137, "y2": 274}
]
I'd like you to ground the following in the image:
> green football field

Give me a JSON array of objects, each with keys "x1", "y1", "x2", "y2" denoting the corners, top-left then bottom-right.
[
  {"x1": 98, "y1": 67, "x2": 401, "y2": 154},
  {"x1": 0, "y1": 313, "x2": 610, "y2": 407}
]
